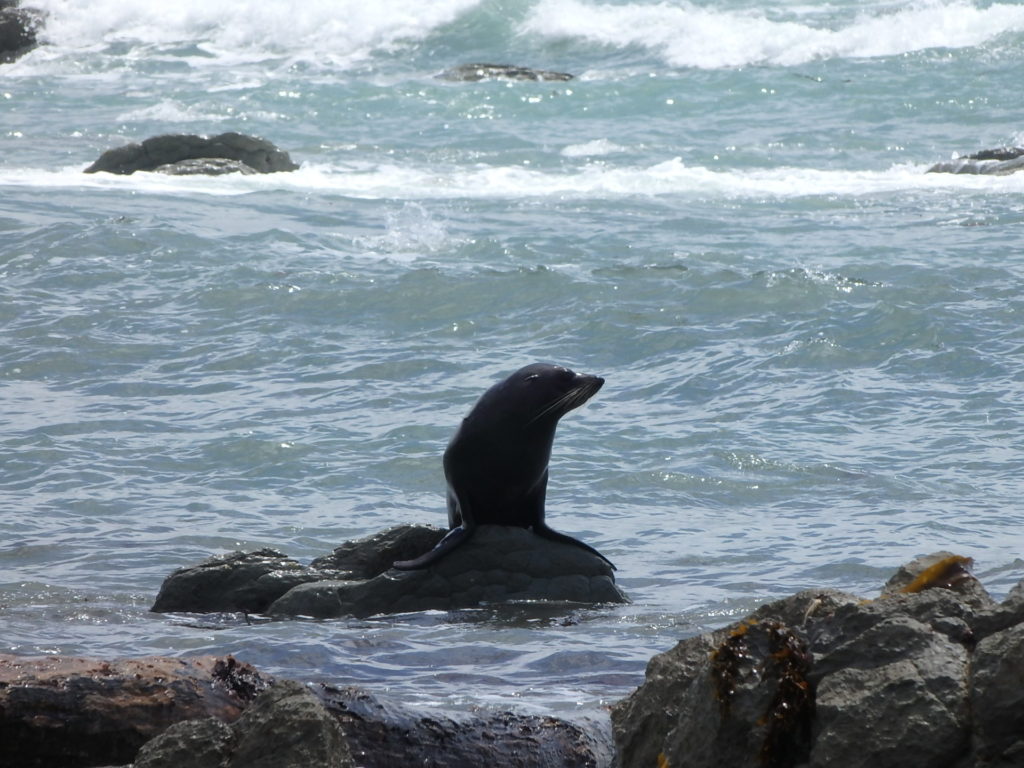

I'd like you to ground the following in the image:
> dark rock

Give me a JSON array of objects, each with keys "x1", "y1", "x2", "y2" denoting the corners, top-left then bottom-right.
[
  {"x1": 611, "y1": 589, "x2": 858, "y2": 768},
  {"x1": 439, "y1": 63, "x2": 574, "y2": 82},
  {"x1": 973, "y1": 577, "x2": 1024, "y2": 639},
  {"x1": 134, "y1": 680, "x2": 354, "y2": 768},
  {"x1": 315, "y1": 683, "x2": 612, "y2": 768},
  {"x1": 83, "y1": 132, "x2": 299, "y2": 175},
  {"x1": 612, "y1": 553, "x2": 1023, "y2": 768},
  {"x1": 151, "y1": 548, "x2": 321, "y2": 614},
  {"x1": 0, "y1": 1, "x2": 43, "y2": 64},
  {"x1": 969, "y1": 622, "x2": 1024, "y2": 765},
  {"x1": 808, "y1": 607, "x2": 970, "y2": 768},
  {"x1": 268, "y1": 524, "x2": 627, "y2": 619},
  {"x1": 132, "y1": 718, "x2": 235, "y2": 768},
  {"x1": 309, "y1": 524, "x2": 448, "y2": 579},
  {"x1": 0, "y1": 654, "x2": 270, "y2": 768},
  {"x1": 965, "y1": 147, "x2": 1024, "y2": 162},
  {"x1": 0, "y1": 654, "x2": 611, "y2": 768},
  {"x1": 152, "y1": 525, "x2": 626, "y2": 619},
  {"x1": 926, "y1": 147, "x2": 1024, "y2": 175}
]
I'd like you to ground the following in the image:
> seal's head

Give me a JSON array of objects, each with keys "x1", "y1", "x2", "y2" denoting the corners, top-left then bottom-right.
[{"x1": 465, "y1": 363, "x2": 604, "y2": 431}]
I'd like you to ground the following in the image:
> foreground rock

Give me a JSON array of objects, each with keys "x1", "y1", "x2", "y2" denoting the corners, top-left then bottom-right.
[
  {"x1": 0, "y1": 0, "x2": 43, "y2": 63},
  {"x1": 134, "y1": 680, "x2": 353, "y2": 768},
  {"x1": 152, "y1": 523, "x2": 627, "y2": 619},
  {"x1": 0, "y1": 655, "x2": 269, "y2": 768},
  {"x1": 83, "y1": 132, "x2": 299, "y2": 175},
  {"x1": 612, "y1": 552, "x2": 1024, "y2": 768},
  {"x1": 439, "y1": 63, "x2": 574, "y2": 81},
  {"x1": 926, "y1": 146, "x2": 1024, "y2": 175},
  {"x1": 0, "y1": 653, "x2": 612, "y2": 768}
]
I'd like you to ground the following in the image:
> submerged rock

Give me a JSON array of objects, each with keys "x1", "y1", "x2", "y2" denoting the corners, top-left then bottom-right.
[
  {"x1": 612, "y1": 551, "x2": 1024, "y2": 768},
  {"x1": 439, "y1": 63, "x2": 574, "y2": 82},
  {"x1": 0, "y1": 1, "x2": 43, "y2": 64},
  {"x1": 926, "y1": 146, "x2": 1024, "y2": 176},
  {"x1": 84, "y1": 132, "x2": 300, "y2": 175},
  {"x1": 152, "y1": 523, "x2": 626, "y2": 619}
]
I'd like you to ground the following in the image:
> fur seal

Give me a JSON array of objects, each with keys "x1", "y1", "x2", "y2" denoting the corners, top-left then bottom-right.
[{"x1": 393, "y1": 363, "x2": 613, "y2": 570}]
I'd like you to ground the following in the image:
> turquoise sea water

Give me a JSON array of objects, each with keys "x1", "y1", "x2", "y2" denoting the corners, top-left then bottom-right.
[{"x1": 2, "y1": 0, "x2": 1024, "y2": 715}]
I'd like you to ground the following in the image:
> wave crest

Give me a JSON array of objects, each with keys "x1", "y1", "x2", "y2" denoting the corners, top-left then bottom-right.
[{"x1": 522, "y1": 0, "x2": 1024, "y2": 68}]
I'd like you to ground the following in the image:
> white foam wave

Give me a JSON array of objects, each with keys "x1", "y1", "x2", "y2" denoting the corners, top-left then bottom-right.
[
  {"x1": 24, "y1": 0, "x2": 481, "y2": 69},
  {"x1": 4, "y1": 158, "x2": 1024, "y2": 200},
  {"x1": 355, "y1": 202, "x2": 462, "y2": 256},
  {"x1": 523, "y1": 0, "x2": 1024, "y2": 68},
  {"x1": 561, "y1": 139, "x2": 627, "y2": 158},
  {"x1": 115, "y1": 100, "x2": 230, "y2": 124}
]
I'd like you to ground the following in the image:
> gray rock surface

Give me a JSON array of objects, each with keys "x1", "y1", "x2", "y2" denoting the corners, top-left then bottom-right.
[
  {"x1": 612, "y1": 552, "x2": 1024, "y2": 768},
  {"x1": 316, "y1": 682, "x2": 613, "y2": 768},
  {"x1": 926, "y1": 147, "x2": 1024, "y2": 175},
  {"x1": 84, "y1": 132, "x2": 299, "y2": 175},
  {"x1": 151, "y1": 548, "x2": 322, "y2": 614},
  {"x1": 970, "y1": 622, "x2": 1024, "y2": 765},
  {"x1": 309, "y1": 523, "x2": 448, "y2": 579},
  {"x1": 272, "y1": 524, "x2": 626, "y2": 618},
  {"x1": 132, "y1": 718, "x2": 235, "y2": 768},
  {"x1": 152, "y1": 524, "x2": 626, "y2": 619},
  {"x1": 134, "y1": 680, "x2": 354, "y2": 768},
  {"x1": 0, "y1": 1, "x2": 43, "y2": 64},
  {"x1": 439, "y1": 63, "x2": 574, "y2": 81},
  {"x1": 611, "y1": 589, "x2": 859, "y2": 768}
]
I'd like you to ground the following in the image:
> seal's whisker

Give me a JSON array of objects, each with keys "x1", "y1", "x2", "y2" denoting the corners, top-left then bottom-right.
[{"x1": 528, "y1": 388, "x2": 582, "y2": 424}]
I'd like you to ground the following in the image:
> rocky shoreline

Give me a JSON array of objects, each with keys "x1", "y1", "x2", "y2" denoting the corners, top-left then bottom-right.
[
  {"x1": 3, "y1": 551, "x2": 1022, "y2": 768},
  {"x1": 0, "y1": 654, "x2": 612, "y2": 768}
]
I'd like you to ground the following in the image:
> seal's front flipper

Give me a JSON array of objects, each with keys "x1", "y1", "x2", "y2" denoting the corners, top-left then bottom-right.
[
  {"x1": 532, "y1": 523, "x2": 616, "y2": 570},
  {"x1": 392, "y1": 526, "x2": 471, "y2": 570}
]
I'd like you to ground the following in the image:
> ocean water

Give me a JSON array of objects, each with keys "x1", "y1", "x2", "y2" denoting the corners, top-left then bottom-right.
[{"x1": 2, "y1": 0, "x2": 1024, "y2": 718}]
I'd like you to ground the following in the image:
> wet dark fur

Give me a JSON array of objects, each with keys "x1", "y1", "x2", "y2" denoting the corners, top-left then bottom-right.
[{"x1": 393, "y1": 363, "x2": 613, "y2": 570}]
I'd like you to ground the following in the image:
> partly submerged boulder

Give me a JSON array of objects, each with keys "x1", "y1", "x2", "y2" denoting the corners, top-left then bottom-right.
[
  {"x1": 151, "y1": 524, "x2": 626, "y2": 619},
  {"x1": 150, "y1": 547, "x2": 324, "y2": 614},
  {"x1": 926, "y1": 146, "x2": 1024, "y2": 176},
  {"x1": 0, "y1": 1, "x2": 43, "y2": 64},
  {"x1": 84, "y1": 132, "x2": 299, "y2": 175},
  {"x1": 439, "y1": 63, "x2": 574, "y2": 82},
  {"x1": 269, "y1": 524, "x2": 626, "y2": 618},
  {"x1": 612, "y1": 551, "x2": 1024, "y2": 768}
]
